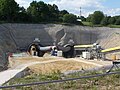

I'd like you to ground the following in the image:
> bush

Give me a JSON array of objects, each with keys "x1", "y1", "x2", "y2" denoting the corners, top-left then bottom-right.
[
  {"x1": 115, "y1": 17, "x2": 120, "y2": 25},
  {"x1": 108, "y1": 17, "x2": 116, "y2": 24},
  {"x1": 101, "y1": 17, "x2": 109, "y2": 26},
  {"x1": 63, "y1": 14, "x2": 77, "y2": 24},
  {"x1": 91, "y1": 11, "x2": 104, "y2": 25}
]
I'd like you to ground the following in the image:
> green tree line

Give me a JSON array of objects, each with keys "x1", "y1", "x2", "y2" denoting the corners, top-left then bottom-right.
[
  {"x1": 83, "y1": 11, "x2": 120, "y2": 26},
  {"x1": 0, "y1": 0, "x2": 80, "y2": 24},
  {"x1": 1, "y1": 0, "x2": 119, "y2": 26}
]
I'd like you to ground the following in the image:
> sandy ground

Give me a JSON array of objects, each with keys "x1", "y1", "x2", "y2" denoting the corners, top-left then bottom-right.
[
  {"x1": 28, "y1": 60, "x2": 96, "y2": 74},
  {"x1": 9, "y1": 54, "x2": 112, "y2": 74},
  {"x1": 0, "y1": 55, "x2": 112, "y2": 86}
]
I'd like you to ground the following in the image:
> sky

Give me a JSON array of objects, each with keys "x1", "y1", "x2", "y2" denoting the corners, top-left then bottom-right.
[{"x1": 15, "y1": 0, "x2": 120, "y2": 17}]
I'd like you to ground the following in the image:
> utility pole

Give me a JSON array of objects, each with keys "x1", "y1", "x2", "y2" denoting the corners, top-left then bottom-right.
[{"x1": 80, "y1": 7, "x2": 82, "y2": 17}]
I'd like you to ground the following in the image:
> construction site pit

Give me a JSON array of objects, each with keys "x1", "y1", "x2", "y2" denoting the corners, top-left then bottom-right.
[
  {"x1": 1, "y1": 24, "x2": 120, "y2": 86},
  {"x1": 9, "y1": 53, "x2": 112, "y2": 75}
]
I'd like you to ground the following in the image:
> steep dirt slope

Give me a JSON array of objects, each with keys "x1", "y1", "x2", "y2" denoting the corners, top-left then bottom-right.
[
  {"x1": 0, "y1": 23, "x2": 120, "y2": 70},
  {"x1": 0, "y1": 24, "x2": 16, "y2": 70}
]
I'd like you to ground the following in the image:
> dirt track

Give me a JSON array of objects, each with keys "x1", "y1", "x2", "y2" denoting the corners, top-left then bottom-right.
[{"x1": 9, "y1": 55, "x2": 112, "y2": 74}]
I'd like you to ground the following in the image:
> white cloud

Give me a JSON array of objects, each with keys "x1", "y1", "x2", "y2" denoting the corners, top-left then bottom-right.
[
  {"x1": 49, "y1": 0, "x2": 105, "y2": 17},
  {"x1": 15, "y1": 0, "x2": 30, "y2": 8},
  {"x1": 105, "y1": 8, "x2": 120, "y2": 16},
  {"x1": 15, "y1": 0, "x2": 120, "y2": 17}
]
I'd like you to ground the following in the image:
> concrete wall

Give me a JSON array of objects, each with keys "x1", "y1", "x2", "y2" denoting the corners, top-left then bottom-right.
[{"x1": 0, "y1": 23, "x2": 120, "y2": 69}]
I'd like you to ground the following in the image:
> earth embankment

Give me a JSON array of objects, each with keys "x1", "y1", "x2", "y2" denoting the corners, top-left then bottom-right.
[{"x1": 0, "y1": 23, "x2": 120, "y2": 69}]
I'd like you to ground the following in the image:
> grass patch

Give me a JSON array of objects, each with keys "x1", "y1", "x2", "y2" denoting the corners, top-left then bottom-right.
[
  {"x1": 82, "y1": 22, "x2": 120, "y2": 28},
  {"x1": 3, "y1": 69, "x2": 120, "y2": 90},
  {"x1": 108, "y1": 25, "x2": 120, "y2": 28},
  {"x1": 82, "y1": 21, "x2": 102, "y2": 27},
  {"x1": 82, "y1": 21, "x2": 92, "y2": 26}
]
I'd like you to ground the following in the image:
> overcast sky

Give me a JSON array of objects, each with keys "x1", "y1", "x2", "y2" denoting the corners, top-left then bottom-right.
[{"x1": 15, "y1": 0, "x2": 120, "y2": 17}]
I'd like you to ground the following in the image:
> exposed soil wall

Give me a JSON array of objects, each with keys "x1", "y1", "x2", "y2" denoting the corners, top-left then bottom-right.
[{"x1": 0, "y1": 23, "x2": 120, "y2": 69}]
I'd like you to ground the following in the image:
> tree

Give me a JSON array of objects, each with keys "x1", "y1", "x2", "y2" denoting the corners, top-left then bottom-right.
[
  {"x1": 27, "y1": 1, "x2": 38, "y2": 22},
  {"x1": 108, "y1": 17, "x2": 116, "y2": 24},
  {"x1": 80, "y1": 16, "x2": 86, "y2": 21},
  {"x1": 86, "y1": 14, "x2": 93, "y2": 22},
  {"x1": 91, "y1": 11, "x2": 104, "y2": 24},
  {"x1": 38, "y1": 1, "x2": 50, "y2": 21},
  {"x1": 47, "y1": 4, "x2": 59, "y2": 22},
  {"x1": 59, "y1": 10, "x2": 69, "y2": 22},
  {"x1": 101, "y1": 16, "x2": 109, "y2": 26},
  {"x1": 59, "y1": 10, "x2": 69, "y2": 16},
  {"x1": 0, "y1": 0, "x2": 81, "y2": 23},
  {"x1": 27, "y1": 1, "x2": 50, "y2": 22},
  {"x1": 15, "y1": 7, "x2": 31, "y2": 22},
  {"x1": 115, "y1": 17, "x2": 120, "y2": 25},
  {"x1": 0, "y1": 0, "x2": 19, "y2": 21},
  {"x1": 63, "y1": 14, "x2": 77, "y2": 24},
  {"x1": 27, "y1": 1, "x2": 60, "y2": 22},
  {"x1": 47, "y1": 4, "x2": 55, "y2": 21}
]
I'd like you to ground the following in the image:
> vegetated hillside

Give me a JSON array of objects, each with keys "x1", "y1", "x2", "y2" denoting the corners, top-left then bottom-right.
[{"x1": 0, "y1": 23, "x2": 120, "y2": 69}]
